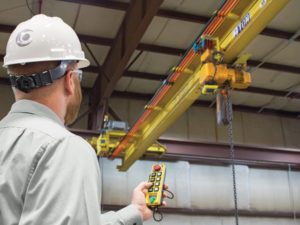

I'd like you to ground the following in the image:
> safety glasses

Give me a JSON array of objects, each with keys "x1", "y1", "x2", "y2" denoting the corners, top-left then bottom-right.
[{"x1": 72, "y1": 69, "x2": 83, "y2": 82}]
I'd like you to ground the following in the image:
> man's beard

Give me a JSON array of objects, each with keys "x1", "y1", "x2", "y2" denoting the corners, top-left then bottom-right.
[{"x1": 64, "y1": 79, "x2": 82, "y2": 126}]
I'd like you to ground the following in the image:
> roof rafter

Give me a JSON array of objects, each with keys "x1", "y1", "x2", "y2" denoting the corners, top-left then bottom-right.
[
  {"x1": 1, "y1": 24, "x2": 299, "y2": 75},
  {"x1": 111, "y1": 91, "x2": 300, "y2": 119},
  {"x1": 81, "y1": 68, "x2": 300, "y2": 99},
  {"x1": 88, "y1": 0, "x2": 164, "y2": 129},
  {"x1": 59, "y1": 0, "x2": 300, "y2": 42}
]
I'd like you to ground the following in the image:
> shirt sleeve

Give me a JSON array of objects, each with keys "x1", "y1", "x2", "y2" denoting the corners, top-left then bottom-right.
[
  {"x1": 19, "y1": 135, "x2": 143, "y2": 225},
  {"x1": 102, "y1": 205, "x2": 143, "y2": 225}
]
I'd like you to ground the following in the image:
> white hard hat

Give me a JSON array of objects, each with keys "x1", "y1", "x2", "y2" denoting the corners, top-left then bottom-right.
[{"x1": 3, "y1": 14, "x2": 90, "y2": 68}]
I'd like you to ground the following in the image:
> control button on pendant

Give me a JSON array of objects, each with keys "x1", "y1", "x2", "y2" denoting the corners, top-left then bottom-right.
[
  {"x1": 150, "y1": 196, "x2": 156, "y2": 203},
  {"x1": 154, "y1": 164, "x2": 161, "y2": 171}
]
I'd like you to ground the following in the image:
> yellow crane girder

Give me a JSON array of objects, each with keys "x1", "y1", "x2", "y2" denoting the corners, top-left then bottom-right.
[{"x1": 89, "y1": 0, "x2": 290, "y2": 171}]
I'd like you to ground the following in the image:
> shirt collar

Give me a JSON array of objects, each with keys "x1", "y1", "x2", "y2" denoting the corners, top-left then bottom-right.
[{"x1": 10, "y1": 99, "x2": 64, "y2": 127}]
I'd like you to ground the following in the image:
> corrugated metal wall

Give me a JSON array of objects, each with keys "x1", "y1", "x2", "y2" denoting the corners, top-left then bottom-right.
[{"x1": 101, "y1": 158, "x2": 300, "y2": 224}]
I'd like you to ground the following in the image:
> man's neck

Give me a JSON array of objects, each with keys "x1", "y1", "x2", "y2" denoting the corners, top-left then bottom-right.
[{"x1": 16, "y1": 96, "x2": 66, "y2": 124}]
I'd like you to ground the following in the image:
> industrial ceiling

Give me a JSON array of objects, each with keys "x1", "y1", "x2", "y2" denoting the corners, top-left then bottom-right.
[{"x1": 0, "y1": 0, "x2": 300, "y2": 122}]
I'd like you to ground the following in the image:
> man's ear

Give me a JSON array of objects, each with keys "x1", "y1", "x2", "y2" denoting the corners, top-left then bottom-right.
[{"x1": 64, "y1": 70, "x2": 75, "y2": 95}]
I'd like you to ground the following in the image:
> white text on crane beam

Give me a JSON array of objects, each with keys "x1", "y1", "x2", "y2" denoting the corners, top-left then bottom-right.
[{"x1": 232, "y1": 12, "x2": 250, "y2": 39}]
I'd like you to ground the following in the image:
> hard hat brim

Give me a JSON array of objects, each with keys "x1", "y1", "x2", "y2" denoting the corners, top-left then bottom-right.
[{"x1": 77, "y1": 58, "x2": 90, "y2": 69}]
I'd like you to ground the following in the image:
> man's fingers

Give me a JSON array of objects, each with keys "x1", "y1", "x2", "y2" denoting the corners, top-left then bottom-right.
[
  {"x1": 142, "y1": 189, "x2": 148, "y2": 196},
  {"x1": 162, "y1": 201, "x2": 167, "y2": 207},
  {"x1": 136, "y1": 181, "x2": 152, "y2": 191},
  {"x1": 136, "y1": 182, "x2": 167, "y2": 191},
  {"x1": 163, "y1": 192, "x2": 167, "y2": 198}
]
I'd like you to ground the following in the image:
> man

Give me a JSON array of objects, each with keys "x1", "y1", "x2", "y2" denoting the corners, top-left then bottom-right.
[{"x1": 0, "y1": 14, "x2": 166, "y2": 225}]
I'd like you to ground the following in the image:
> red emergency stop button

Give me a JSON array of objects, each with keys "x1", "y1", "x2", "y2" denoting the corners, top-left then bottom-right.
[{"x1": 154, "y1": 164, "x2": 161, "y2": 171}]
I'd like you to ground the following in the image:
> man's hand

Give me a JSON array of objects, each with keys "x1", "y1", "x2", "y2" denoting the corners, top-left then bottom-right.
[{"x1": 131, "y1": 182, "x2": 168, "y2": 221}]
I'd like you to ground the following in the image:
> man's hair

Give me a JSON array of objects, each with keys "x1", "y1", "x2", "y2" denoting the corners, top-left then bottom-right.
[{"x1": 7, "y1": 61, "x2": 62, "y2": 76}]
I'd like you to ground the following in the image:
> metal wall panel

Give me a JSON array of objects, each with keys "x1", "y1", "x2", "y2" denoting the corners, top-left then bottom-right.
[
  {"x1": 100, "y1": 158, "x2": 300, "y2": 215},
  {"x1": 282, "y1": 117, "x2": 300, "y2": 148},
  {"x1": 187, "y1": 107, "x2": 217, "y2": 142},
  {"x1": 249, "y1": 168, "x2": 291, "y2": 212},
  {"x1": 241, "y1": 112, "x2": 285, "y2": 147}
]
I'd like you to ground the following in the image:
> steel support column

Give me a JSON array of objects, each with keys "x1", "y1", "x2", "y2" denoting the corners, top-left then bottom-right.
[
  {"x1": 88, "y1": 0, "x2": 163, "y2": 129},
  {"x1": 88, "y1": 98, "x2": 108, "y2": 130}
]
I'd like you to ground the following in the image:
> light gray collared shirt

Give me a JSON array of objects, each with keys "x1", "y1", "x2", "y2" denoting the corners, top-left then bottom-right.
[{"x1": 0, "y1": 100, "x2": 142, "y2": 225}]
